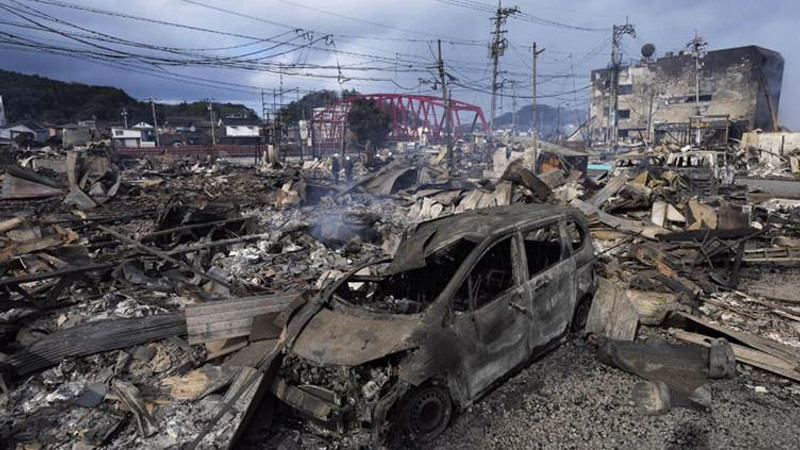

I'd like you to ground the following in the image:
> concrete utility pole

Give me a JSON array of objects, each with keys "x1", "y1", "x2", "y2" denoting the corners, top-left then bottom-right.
[
  {"x1": 121, "y1": 107, "x2": 128, "y2": 129},
  {"x1": 272, "y1": 88, "x2": 278, "y2": 157},
  {"x1": 437, "y1": 39, "x2": 455, "y2": 172},
  {"x1": 687, "y1": 31, "x2": 707, "y2": 146},
  {"x1": 609, "y1": 20, "x2": 636, "y2": 148},
  {"x1": 488, "y1": 1, "x2": 519, "y2": 134},
  {"x1": 0, "y1": 95, "x2": 6, "y2": 127},
  {"x1": 207, "y1": 100, "x2": 216, "y2": 146},
  {"x1": 532, "y1": 42, "x2": 545, "y2": 166},
  {"x1": 646, "y1": 90, "x2": 656, "y2": 142},
  {"x1": 556, "y1": 103, "x2": 562, "y2": 141},
  {"x1": 150, "y1": 99, "x2": 160, "y2": 147},
  {"x1": 511, "y1": 80, "x2": 517, "y2": 134}
]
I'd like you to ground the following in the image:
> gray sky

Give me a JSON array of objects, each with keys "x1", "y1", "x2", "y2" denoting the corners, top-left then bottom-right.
[{"x1": 1, "y1": 0, "x2": 797, "y2": 128}]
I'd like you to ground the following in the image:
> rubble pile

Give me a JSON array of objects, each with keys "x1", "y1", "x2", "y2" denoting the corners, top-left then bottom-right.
[
  {"x1": 0, "y1": 141, "x2": 798, "y2": 449},
  {"x1": 0, "y1": 152, "x2": 416, "y2": 449}
]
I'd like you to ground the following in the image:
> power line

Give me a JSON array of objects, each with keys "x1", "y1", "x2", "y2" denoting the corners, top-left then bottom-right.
[{"x1": 433, "y1": 0, "x2": 607, "y2": 32}]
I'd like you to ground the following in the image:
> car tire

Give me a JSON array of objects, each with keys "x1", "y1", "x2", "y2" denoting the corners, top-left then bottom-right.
[
  {"x1": 571, "y1": 294, "x2": 592, "y2": 332},
  {"x1": 399, "y1": 384, "x2": 452, "y2": 443}
]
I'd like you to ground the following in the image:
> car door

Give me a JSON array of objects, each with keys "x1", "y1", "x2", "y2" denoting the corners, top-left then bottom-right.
[
  {"x1": 520, "y1": 220, "x2": 577, "y2": 353},
  {"x1": 451, "y1": 235, "x2": 530, "y2": 398}
]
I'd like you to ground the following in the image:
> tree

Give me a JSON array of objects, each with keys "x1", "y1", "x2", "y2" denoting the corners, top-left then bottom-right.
[
  {"x1": 279, "y1": 90, "x2": 339, "y2": 125},
  {"x1": 347, "y1": 98, "x2": 391, "y2": 150}
]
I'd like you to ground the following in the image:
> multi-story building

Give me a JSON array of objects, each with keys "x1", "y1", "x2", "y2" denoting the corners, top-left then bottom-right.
[{"x1": 588, "y1": 45, "x2": 784, "y2": 146}]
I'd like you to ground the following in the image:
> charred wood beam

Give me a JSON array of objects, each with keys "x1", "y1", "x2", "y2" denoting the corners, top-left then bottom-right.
[
  {"x1": 96, "y1": 225, "x2": 232, "y2": 290},
  {"x1": 139, "y1": 216, "x2": 253, "y2": 242},
  {"x1": 7, "y1": 312, "x2": 186, "y2": 377},
  {"x1": 728, "y1": 242, "x2": 745, "y2": 289},
  {"x1": 0, "y1": 262, "x2": 119, "y2": 287},
  {"x1": 0, "y1": 233, "x2": 273, "y2": 288}
]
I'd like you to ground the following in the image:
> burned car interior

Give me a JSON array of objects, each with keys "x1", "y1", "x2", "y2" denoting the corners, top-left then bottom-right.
[
  {"x1": 455, "y1": 237, "x2": 515, "y2": 311},
  {"x1": 333, "y1": 239, "x2": 477, "y2": 314}
]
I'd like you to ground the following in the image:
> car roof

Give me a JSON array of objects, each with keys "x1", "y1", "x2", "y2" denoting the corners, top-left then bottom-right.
[{"x1": 390, "y1": 204, "x2": 581, "y2": 274}]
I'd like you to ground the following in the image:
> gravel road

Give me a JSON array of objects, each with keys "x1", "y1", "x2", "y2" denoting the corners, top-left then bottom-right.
[{"x1": 432, "y1": 336, "x2": 800, "y2": 450}]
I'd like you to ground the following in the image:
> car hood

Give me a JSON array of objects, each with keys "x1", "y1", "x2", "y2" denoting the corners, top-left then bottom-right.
[{"x1": 290, "y1": 306, "x2": 422, "y2": 366}]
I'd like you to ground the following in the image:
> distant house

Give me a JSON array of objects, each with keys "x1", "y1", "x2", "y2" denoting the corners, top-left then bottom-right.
[
  {"x1": 163, "y1": 116, "x2": 218, "y2": 145},
  {"x1": 165, "y1": 116, "x2": 204, "y2": 133},
  {"x1": 221, "y1": 117, "x2": 261, "y2": 145},
  {"x1": 77, "y1": 119, "x2": 97, "y2": 130},
  {"x1": 111, "y1": 127, "x2": 155, "y2": 148},
  {"x1": 1, "y1": 121, "x2": 49, "y2": 144},
  {"x1": 132, "y1": 122, "x2": 156, "y2": 142}
]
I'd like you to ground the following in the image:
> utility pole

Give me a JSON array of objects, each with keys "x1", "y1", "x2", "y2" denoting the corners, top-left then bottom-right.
[
  {"x1": 437, "y1": 39, "x2": 454, "y2": 172},
  {"x1": 121, "y1": 107, "x2": 128, "y2": 129},
  {"x1": 488, "y1": 1, "x2": 519, "y2": 135},
  {"x1": 272, "y1": 87, "x2": 278, "y2": 159},
  {"x1": 532, "y1": 42, "x2": 545, "y2": 167},
  {"x1": 609, "y1": 20, "x2": 636, "y2": 149},
  {"x1": 261, "y1": 89, "x2": 268, "y2": 123},
  {"x1": 687, "y1": 31, "x2": 707, "y2": 146},
  {"x1": 150, "y1": 99, "x2": 160, "y2": 147},
  {"x1": 511, "y1": 80, "x2": 517, "y2": 134},
  {"x1": 647, "y1": 90, "x2": 656, "y2": 142},
  {"x1": 207, "y1": 100, "x2": 216, "y2": 146},
  {"x1": 556, "y1": 103, "x2": 562, "y2": 141}
]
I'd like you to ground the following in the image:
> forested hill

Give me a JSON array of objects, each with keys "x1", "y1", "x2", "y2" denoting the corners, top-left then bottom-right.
[{"x1": 0, "y1": 70, "x2": 257, "y2": 125}]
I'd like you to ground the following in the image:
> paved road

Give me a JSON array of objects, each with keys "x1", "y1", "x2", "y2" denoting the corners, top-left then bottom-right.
[{"x1": 739, "y1": 177, "x2": 800, "y2": 198}]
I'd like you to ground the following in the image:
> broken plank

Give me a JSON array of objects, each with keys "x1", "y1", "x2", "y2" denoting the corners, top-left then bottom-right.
[
  {"x1": 185, "y1": 294, "x2": 298, "y2": 345},
  {"x1": 0, "y1": 233, "x2": 69, "y2": 263},
  {"x1": 588, "y1": 175, "x2": 628, "y2": 208},
  {"x1": 570, "y1": 198, "x2": 666, "y2": 240},
  {"x1": 672, "y1": 330, "x2": 800, "y2": 383},
  {"x1": 585, "y1": 277, "x2": 638, "y2": 340},
  {"x1": 674, "y1": 312, "x2": 800, "y2": 364}
]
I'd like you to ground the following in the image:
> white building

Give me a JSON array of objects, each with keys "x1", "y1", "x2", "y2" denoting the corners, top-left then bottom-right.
[
  {"x1": 111, "y1": 127, "x2": 154, "y2": 148},
  {"x1": 223, "y1": 118, "x2": 260, "y2": 137}
]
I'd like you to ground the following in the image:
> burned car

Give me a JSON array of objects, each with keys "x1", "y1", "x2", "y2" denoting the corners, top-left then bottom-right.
[
  {"x1": 271, "y1": 204, "x2": 596, "y2": 446},
  {"x1": 666, "y1": 150, "x2": 735, "y2": 193},
  {"x1": 611, "y1": 153, "x2": 666, "y2": 178}
]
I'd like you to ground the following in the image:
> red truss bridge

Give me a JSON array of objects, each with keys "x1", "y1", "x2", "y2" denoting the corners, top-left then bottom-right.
[{"x1": 311, "y1": 93, "x2": 487, "y2": 152}]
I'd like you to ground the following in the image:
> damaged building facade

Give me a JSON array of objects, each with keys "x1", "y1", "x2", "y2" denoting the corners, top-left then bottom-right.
[{"x1": 589, "y1": 45, "x2": 784, "y2": 146}]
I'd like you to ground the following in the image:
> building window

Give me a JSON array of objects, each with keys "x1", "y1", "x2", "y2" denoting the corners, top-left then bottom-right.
[
  {"x1": 618, "y1": 129, "x2": 630, "y2": 138},
  {"x1": 618, "y1": 84, "x2": 633, "y2": 95},
  {"x1": 617, "y1": 109, "x2": 631, "y2": 119},
  {"x1": 114, "y1": 130, "x2": 123, "y2": 136}
]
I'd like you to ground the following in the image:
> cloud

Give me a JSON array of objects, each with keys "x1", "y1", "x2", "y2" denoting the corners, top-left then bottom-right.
[{"x1": 0, "y1": 0, "x2": 797, "y2": 127}]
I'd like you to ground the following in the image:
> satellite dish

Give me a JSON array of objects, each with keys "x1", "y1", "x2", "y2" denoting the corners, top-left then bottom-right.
[{"x1": 641, "y1": 43, "x2": 656, "y2": 58}]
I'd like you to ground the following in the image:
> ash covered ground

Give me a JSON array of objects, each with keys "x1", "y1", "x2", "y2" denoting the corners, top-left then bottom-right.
[{"x1": 434, "y1": 336, "x2": 800, "y2": 450}]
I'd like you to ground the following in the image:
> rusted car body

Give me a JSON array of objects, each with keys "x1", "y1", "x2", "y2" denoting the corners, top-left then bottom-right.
[
  {"x1": 665, "y1": 151, "x2": 735, "y2": 193},
  {"x1": 612, "y1": 153, "x2": 666, "y2": 178},
  {"x1": 271, "y1": 204, "x2": 596, "y2": 446}
]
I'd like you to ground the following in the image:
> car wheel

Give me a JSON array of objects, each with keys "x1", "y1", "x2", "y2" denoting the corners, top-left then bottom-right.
[
  {"x1": 400, "y1": 385, "x2": 452, "y2": 443},
  {"x1": 571, "y1": 295, "x2": 592, "y2": 332}
]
